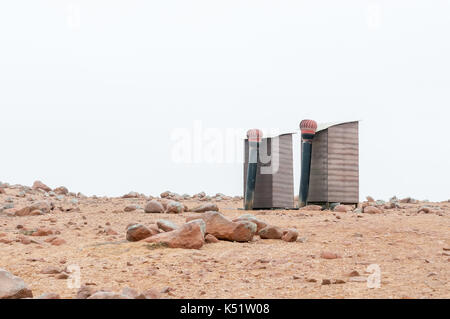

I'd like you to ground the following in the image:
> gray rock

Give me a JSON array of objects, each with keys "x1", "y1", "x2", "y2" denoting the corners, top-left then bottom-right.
[
  {"x1": 0, "y1": 268, "x2": 33, "y2": 299},
  {"x1": 190, "y1": 203, "x2": 219, "y2": 213},
  {"x1": 156, "y1": 220, "x2": 179, "y2": 232},
  {"x1": 144, "y1": 200, "x2": 164, "y2": 213}
]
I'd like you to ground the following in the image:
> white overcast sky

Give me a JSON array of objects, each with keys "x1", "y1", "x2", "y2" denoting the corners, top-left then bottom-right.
[{"x1": 0, "y1": 1, "x2": 449, "y2": 201}]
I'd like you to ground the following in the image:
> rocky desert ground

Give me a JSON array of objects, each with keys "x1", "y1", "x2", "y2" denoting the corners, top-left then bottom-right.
[{"x1": 0, "y1": 180, "x2": 449, "y2": 299}]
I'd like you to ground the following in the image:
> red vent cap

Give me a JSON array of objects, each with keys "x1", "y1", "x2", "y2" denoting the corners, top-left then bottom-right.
[
  {"x1": 299, "y1": 119, "x2": 317, "y2": 135},
  {"x1": 247, "y1": 129, "x2": 263, "y2": 142}
]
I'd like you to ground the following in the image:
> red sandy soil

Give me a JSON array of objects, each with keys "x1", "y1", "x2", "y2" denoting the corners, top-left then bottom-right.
[{"x1": 1, "y1": 183, "x2": 449, "y2": 299}]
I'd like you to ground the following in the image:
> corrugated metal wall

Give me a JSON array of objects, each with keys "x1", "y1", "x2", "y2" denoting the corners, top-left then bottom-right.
[
  {"x1": 244, "y1": 134, "x2": 295, "y2": 209},
  {"x1": 272, "y1": 135, "x2": 295, "y2": 208},
  {"x1": 308, "y1": 129, "x2": 329, "y2": 203},
  {"x1": 327, "y1": 122, "x2": 359, "y2": 203},
  {"x1": 308, "y1": 121, "x2": 359, "y2": 204}
]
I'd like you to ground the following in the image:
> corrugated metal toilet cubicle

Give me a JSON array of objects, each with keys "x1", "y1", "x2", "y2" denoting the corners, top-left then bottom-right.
[
  {"x1": 243, "y1": 121, "x2": 359, "y2": 209},
  {"x1": 243, "y1": 133, "x2": 296, "y2": 209}
]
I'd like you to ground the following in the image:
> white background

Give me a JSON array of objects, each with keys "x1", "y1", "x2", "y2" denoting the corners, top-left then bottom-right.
[{"x1": 0, "y1": 1, "x2": 449, "y2": 201}]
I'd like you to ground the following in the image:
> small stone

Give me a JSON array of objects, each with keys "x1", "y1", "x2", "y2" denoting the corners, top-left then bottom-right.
[
  {"x1": 56, "y1": 273, "x2": 69, "y2": 279},
  {"x1": 124, "y1": 205, "x2": 138, "y2": 212},
  {"x1": 282, "y1": 229, "x2": 299, "y2": 242},
  {"x1": 50, "y1": 238, "x2": 66, "y2": 246},
  {"x1": 121, "y1": 287, "x2": 145, "y2": 299},
  {"x1": 104, "y1": 227, "x2": 118, "y2": 236},
  {"x1": 348, "y1": 270, "x2": 360, "y2": 277},
  {"x1": 334, "y1": 205, "x2": 352, "y2": 213},
  {"x1": 194, "y1": 192, "x2": 206, "y2": 198},
  {"x1": 165, "y1": 201, "x2": 184, "y2": 214},
  {"x1": 417, "y1": 206, "x2": 432, "y2": 214},
  {"x1": 322, "y1": 279, "x2": 331, "y2": 285},
  {"x1": 76, "y1": 285, "x2": 96, "y2": 299},
  {"x1": 41, "y1": 266, "x2": 61, "y2": 274},
  {"x1": 122, "y1": 191, "x2": 139, "y2": 199},
  {"x1": 205, "y1": 234, "x2": 219, "y2": 243},
  {"x1": 300, "y1": 205, "x2": 322, "y2": 211},
  {"x1": 142, "y1": 288, "x2": 161, "y2": 299},
  {"x1": 53, "y1": 187, "x2": 68, "y2": 195},
  {"x1": 190, "y1": 203, "x2": 219, "y2": 213},
  {"x1": 364, "y1": 206, "x2": 382, "y2": 214},
  {"x1": 32, "y1": 227, "x2": 54, "y2": 236},
  {"x1": 320, "y1": 252, "x2": 341, "y2": 259}
]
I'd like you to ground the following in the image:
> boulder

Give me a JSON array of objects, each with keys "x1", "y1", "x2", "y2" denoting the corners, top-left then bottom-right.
[
  {"x1": 259, "y1": 226, "x2": 283, "y2": 239},
  {"x1": 144, "y1": 200, "x2": 164, "y2": 213},
  {"x1": 32, "y1": 181, "x2": 51, "y2": 192},
  {"x1": 145, "y1": 220, "x2": 205, "y2": 249},
  {"x1": 233, "y1": 214, "x2": 267, "y2": 232},
  {"x1": 186, "y1": 211, "x2": 256, "y2": 242},
  {"x1": 15, "y1": 201, "x2": 51, "y2": 216},
  {"x1": 160, "y1": 191, "x2": 171, "y2": 198},
  {"x1": 0, "y1": 268, "x2": 33, "y2": 299},
  {"x1": 165, "y1": 201, "x2": 184, "y2": 214},
  {"x1": 126, "y1": 224, "x2": 158, "y2": 242}
]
